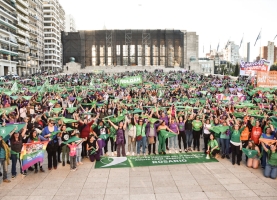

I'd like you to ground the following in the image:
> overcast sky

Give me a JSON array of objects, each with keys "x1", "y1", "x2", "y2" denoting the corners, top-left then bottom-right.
[{"x1": 59, "y1": 0, "x2": 277, "y2": 61}]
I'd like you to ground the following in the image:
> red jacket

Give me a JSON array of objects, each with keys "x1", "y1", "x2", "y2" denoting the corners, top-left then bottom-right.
[{"x1": 80, "y1": 120, "x2": 94, "y2": 139}]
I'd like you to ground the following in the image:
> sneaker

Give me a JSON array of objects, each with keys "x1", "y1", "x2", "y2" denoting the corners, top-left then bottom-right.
[
  {"x1": 40, "y1": 168, "x2": 45, "y2": 173},
  {"x1": 67, "y1": 161, "x2": 70, "y2": 165},
  {"x1": 111, "y1": 152, "x2": 114, "y2": 157},
  {"x1": 226, "y1": 155, "x2": 230, "y2": 159},
  {"x1": 179, "y1": 149, "x2": 182, "y2": 153},
  {"x1": 221, "y1": 154, "x2": 225, "y2": 159},
  {"x1": 197, "y1": 148, "x2": 200, "y2": 152},
  {"x1": 153, "y1": 152, "x2": 156, "y2": 155},
  {"x1": 162, "y1": 151, "x2": 166, "y2": 155},
  {"x1": 169, "y1": 150, "x2": 172, "y2": 154},
  {"x1": 159, "y1": 152, "x2": 163, "y2": 155},
  {"x1": 175, "y1": 150, "x2": 178, "y2": 153},
  {"x1": 237, "y1": 162, "x2": 240, "y2": 166},
  {"x1": 62, "y1": 161, "x2": 65, "y2": 166},
  {"x1": 126, "y1": 152, "x2": 130, "y2": 156},
  {"x1": 21, "y1": 173, "x2": 27, "y2": 177},
  {"x1": 35, "y1": 169, "x2": 38, "y2": 173},
  {"x1": 166, "y1": 147, "x2": 169, "y2": 150},
  {"x1": 132, "y1": 152, "x2": 135, "y2": 156},
  {"x1": 11, "y1": 175, "x2": 16, "y2": 179},
  {"x1": 184, "y1": 149, "x2": 188, "y2": 153},
  {"x1": 70, "y1": 168, "x2": 76, "y2": 172},
  {"x1": 3, "y1": 179, "x2": 11, "y2": 183}
]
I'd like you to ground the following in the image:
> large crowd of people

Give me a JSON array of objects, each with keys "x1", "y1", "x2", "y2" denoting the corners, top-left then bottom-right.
[{"x1": 0, "y1": 70, "x2": 277, "y2": 183}]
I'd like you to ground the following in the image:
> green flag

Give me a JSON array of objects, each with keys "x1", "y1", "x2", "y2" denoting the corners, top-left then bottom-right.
[
  {"x1": 99, "y1": 134, "x2": 109, "y2": 140},
  {"x1": 63, "y1": 118, "x2": 78, "y2": 123},
  {"x1": 66, "y1": 107, "x2": 77, "y2": 113},
  {"x1": 242, "y1": 148, "x2": 258, "y2": 158},
  {"x1": 52, "y1": 108, "x2": 63, "y2": 113},
  {"x1": 62, "y1": 136, "x2": 81, "y2": 145},
  {"x1": 11, "y1": 82, "x2": 18, "y2": 94},
  {"x1": 0, "y1": 106, "x2": 17, "y2": 115},
  {"x1": 110, "y1": 115, "x2": 125, "y2": 123},
  {"x1": 160, "y1": 130, "x2": 177, "y2": 139},
  {"x1": 0, "y1": 123, "x2": 26, "y2": 141},
  {"x1": 270, "y1": 117, "x2": 277, "y2": 128},
  {"x1": 22, "y1": 96, "x2": 33, "y2": 100}
]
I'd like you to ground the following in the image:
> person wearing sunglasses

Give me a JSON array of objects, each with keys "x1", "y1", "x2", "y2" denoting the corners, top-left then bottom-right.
[{"x1": 41, "y1": 120, "x2": 59, "y2": 170}]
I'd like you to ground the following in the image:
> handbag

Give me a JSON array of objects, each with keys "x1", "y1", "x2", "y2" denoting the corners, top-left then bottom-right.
[
  {"x1": 136, "y1": 125, "x2": 143, "y2": 141},
  {"x1": 148, "y1": 136, "x2": 155, "y2": 144},
  {"x1": 136, "y1": 135, "x2": 142, "y2": 141}
]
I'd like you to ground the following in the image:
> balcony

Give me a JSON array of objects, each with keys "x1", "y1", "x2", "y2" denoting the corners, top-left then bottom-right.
[
  {"x1": 17, "y1": 22, "x2": 29, "y2": 31},
  {"x1": 17, "y1": 4, "x2": 29, "y2": 16},
  {"x1": 0, "y1": 36, "x2": 18, "y2": 47},
  {"x1": 17, "y1": 0, "x2": 29, "y2": 8},
  {"x1": 0, "y1": 17, "x2": 17, "y2": 30},
  {"x1": 3, "y1": 0, "x2": 16, "y2": 10},
  {"x1": 0, "y1": 47, "x2": 18, "y2": 56},
  {"x1": 30, "y1": 45, "x2": 38, "y2": 50},
  {"x1": 18, "y1": 45, "x2": 29, "y2": 52},
  {"x1": 18, "y1": 14, "x2": 29, "y2": 23},
  {"x1": 0, "y1": 6, "x2": 17, "y2": 20},
  {"x1": 18, "y1": 29, "x2": 29, "y2": 38}
]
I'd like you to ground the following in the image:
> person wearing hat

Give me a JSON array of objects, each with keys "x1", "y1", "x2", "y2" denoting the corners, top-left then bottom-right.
[{"x1": 0, "y1": 135, "x2": 11, "y2": 183}]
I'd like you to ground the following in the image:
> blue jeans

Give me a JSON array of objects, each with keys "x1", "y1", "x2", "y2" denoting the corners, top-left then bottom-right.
[
  {"x1": 220, "y1": 138, "x2": 230, "y2": 155},
  {"x1": 169, "y1": 135, "x2": 178, "y2": 149},
  {"x1": 137, "y1": 136, "x2": 146, "y2": 154},
  {"x1": 264, "y1": 163, "x2": 277, "y2": 179},
  {"x1": 11, "y1": 153, "x2": 25, "y2": 176},
  {"x1": 185, "y1": 130, "x2": 193, "y2": 148},
  {"x1": 261, "y1": 150, "x2": 268, "y2": 168}
]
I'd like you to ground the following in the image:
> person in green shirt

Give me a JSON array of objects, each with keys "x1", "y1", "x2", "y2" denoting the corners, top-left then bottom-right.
[
  {"x1": 207, "y1": 134, "x2": 220, "y2": 158},
  {"x1": 135, "y1": 119, "x2": 147, "y2": 156},
  {"x1": 261, "y1": 141, "x2": 277, "y2": 179},
  {"x1": 230, "y1": 123, "x2": 246, "y2": 165},
  {"x1": 192, "y1": 116, "x2": 203, "y2": 151}
]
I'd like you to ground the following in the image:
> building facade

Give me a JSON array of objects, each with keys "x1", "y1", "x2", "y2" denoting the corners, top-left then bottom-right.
[
  {"x1": 65, "y1": 14, "x2": 76, "y2": 32},
  {"x1": 62, "y1": 29, "x2": 199, "y2": 69},
  {"x1": 243, "y1": 42, "x2": 250, "y2": 62},
  {"x1": 223, "y1": 41, "x2": 240, "y2": 65},
  {"x1": 0, "y1": 0, "x2": 18, "y2": 76},
  {"x1": 42, "y1": 0, "x2": 65, "y2": 71},
  {"x1": 261, "y1": 41, "x2": 277, "y2": 65},
  {"x1": 28, "y1": 0, "x2": 44, "y2": 74}
]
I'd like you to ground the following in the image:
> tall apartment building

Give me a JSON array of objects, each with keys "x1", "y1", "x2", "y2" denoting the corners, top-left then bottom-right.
[
  {"x1": 260, "y1": 41, "x2": 277, "y2": 65},
  {"x1": 223, "y1": 41, "x2": 240, "y2": 65},
  {"x1": 16, "y1": 0, "x2": 30, "y2": 76},
  {"x1": 0, "y1": 0, "x2": 18, "y2": 76},
  {"x1": 42, "y1": 0, "x2": 65, "y2": 71},
  {"x1": 65, "y1": 14, "x2": 76, "y2": 32},
  {"x1": 242, "y1": 42, "x2": 250, "y2": 62},
  {"x1": 28, "y1": 0, "x2": 44, "y2": 74}
]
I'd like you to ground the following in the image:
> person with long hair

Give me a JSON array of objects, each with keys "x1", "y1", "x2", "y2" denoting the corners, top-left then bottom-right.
[
  {"x1": 169, "y1": 115, "x2": 179, "y2": 153},
  {"x1": 207, "y1": 134, "x2": 220, "y2": 158},
  {"x1": 261, "y1": 142, "x2": 277, "y2": 179},
  {"x1": 108, "y1": 117, "x2": 127, "y2": 157},
  {"x1": 176, "y1": 116, "x2": 187, "y2": 153},
  {"x1": 0, "y1": 135, "x2": 11, "y2": 183},
  {"x1": 126, "y1": 117, "x2": 136, "y2": 156},
  {"x1": 60, "y1": 124, "x2": 71, "y2": 166},
  {"x1": 185, "y1": 113, "x2": 194, "y2": 152},
  {"x1": 246, "y1": 140, "x2": 260, "y2": 169},
  {"x1": 27, "y1": 129, "x2": 48, "y2": 173},
  {"x1": 157, "y1": 120, "x2": 175, "y2": 155},
  {"x1": 260, "y1": 125, "x2": 276, "y2": 169},
  {"x1": 192, "y1": 115, "x2": 203, "y2": 151},
  {"x1": 10, "y1": 125, "x2": 28, "y2": 178},
  {"x1": 202, "y1": 117, "x2": 212, "y2": 152},
  {"x1": 230, "y1": 120, "x2": 246, "y2": 165}
]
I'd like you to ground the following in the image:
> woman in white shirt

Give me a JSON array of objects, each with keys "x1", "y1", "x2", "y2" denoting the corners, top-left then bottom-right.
[
  {"x1": 202, "y1": 116, "x2": 212, "y2": 152},
  {"x1": 126, "y1": 118, "x2": 136, "y2": 156}
]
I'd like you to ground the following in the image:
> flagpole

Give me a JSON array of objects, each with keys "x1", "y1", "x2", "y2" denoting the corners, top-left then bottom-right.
[{"x1": 259, "y1": 28, "x2": 262, "y2": 59}]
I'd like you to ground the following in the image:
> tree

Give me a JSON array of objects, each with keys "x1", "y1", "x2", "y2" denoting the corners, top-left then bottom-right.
[{"x1": 233, "y1": 63, "x2": 240, "y2": 76}]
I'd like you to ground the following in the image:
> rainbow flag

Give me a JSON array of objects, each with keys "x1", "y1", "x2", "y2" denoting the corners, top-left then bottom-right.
[{"x1": 20, "y1": 141, "x2": 48, "y2": 171}]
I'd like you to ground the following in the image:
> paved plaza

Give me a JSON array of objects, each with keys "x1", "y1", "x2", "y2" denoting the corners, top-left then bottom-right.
[{"x1": 1, "y1": 154, "x2": 277, "y2": 200}]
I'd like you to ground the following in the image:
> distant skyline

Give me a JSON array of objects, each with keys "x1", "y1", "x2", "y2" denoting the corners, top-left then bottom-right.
[{"x1": 59, "y1": 0, "x2": 277, "y2": 61}]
